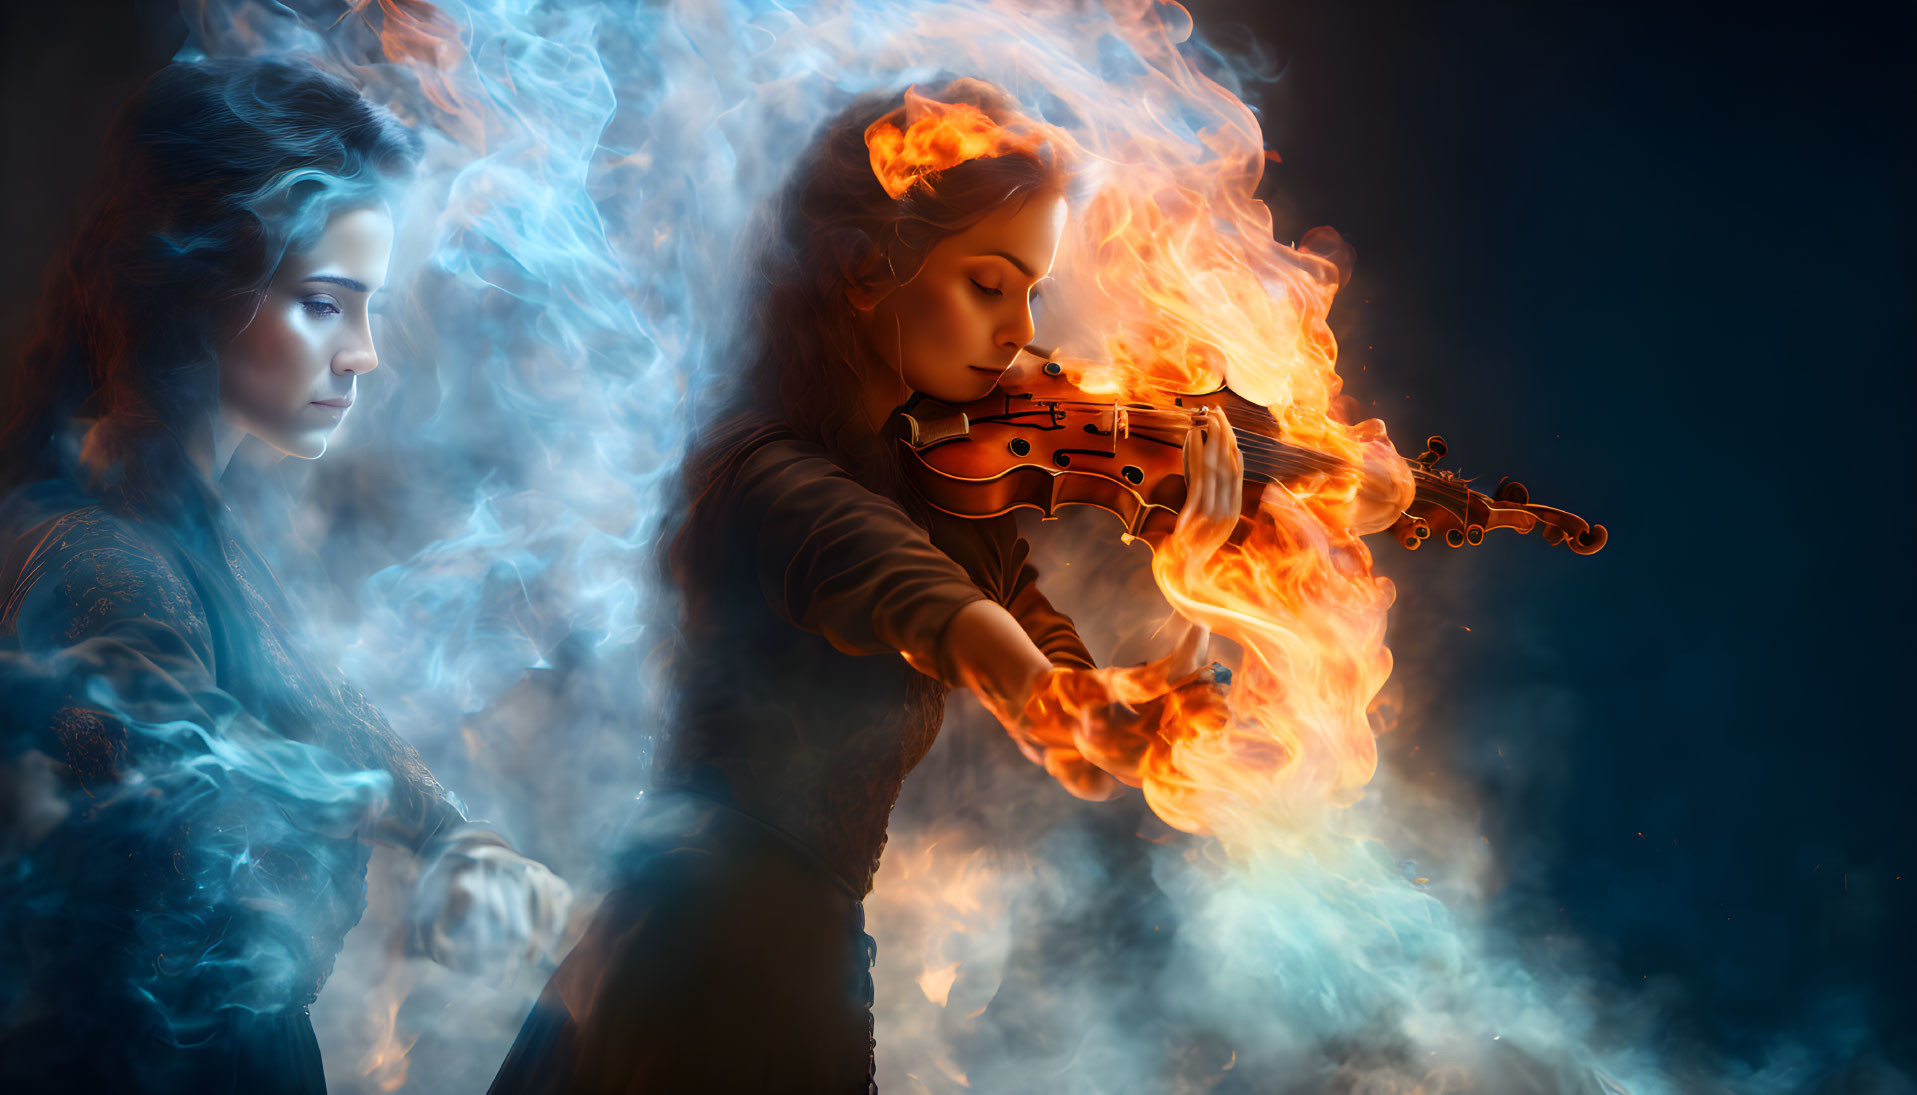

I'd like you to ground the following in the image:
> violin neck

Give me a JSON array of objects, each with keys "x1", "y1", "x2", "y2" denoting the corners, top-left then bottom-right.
[
  {"x1": 1237, "y1": 440, "x2": 1348, "y2": 485},
  {"x1": 1408, "y1": 466, "x2": 1474, "y2": 508},
  {"x1": 1215, "y1": 406, "x2": 1351, "y2": 485}
]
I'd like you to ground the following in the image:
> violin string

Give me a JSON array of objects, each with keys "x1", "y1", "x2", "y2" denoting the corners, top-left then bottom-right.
[
  {"x1": 1042, "y1": 406, "x2": 1345, "y2": 473},
  {"x1": 1036, "y1": 398, "x2": 1393, "y2": 467},
  {"x1": 1225, "y1": 435, "x2": 1346, "y2": 474},
  {"x1": 1039, "y1": 399, "x2": 1319, "y2": 457},
  {"x1": 962, "y1": 401, "x2": 1575, "y2": 535},
  {"x1": 1008, "y1": 398, "x2": 1549, "y2": 520}
]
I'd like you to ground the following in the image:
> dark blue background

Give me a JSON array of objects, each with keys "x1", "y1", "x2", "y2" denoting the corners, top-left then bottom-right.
[
  {"x1": 5, "y1": 0, "x2": 1911, "y2": 1087},
  {"x1": 1192, "y1": 0, "x2": 1915, "y2": 1084}
]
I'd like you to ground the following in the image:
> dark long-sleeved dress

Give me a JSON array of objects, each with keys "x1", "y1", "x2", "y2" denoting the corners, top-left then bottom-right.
[
  {"x1": 489, "y1": 423, "x2": 1093, "y2": 1094},
  {"x1": 0, "y1": 477, "x2": 465, "y2": 1094}
]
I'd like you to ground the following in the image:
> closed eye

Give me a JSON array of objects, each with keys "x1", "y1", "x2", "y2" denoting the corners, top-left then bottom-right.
[{"x1": 969, "y1": 278, "x2": 1003, "y2": 298}]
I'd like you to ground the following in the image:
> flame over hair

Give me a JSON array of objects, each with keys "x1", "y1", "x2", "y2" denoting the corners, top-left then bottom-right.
[{"x1": 864, "y1": 83, "x2": 1065, "y2": 200}]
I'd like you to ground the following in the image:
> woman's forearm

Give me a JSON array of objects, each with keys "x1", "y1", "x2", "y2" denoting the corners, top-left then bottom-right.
[
  {"x1": 929, "y1": 595, "x2": 1232, "y2": 796},
  {"x1": 931, "y1": 598, "x2": 1056, "y2": 730}
]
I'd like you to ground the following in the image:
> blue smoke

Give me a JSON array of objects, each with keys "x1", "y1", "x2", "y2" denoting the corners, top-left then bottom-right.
[
  {"x1": 115, "y1": 1, "x2": 1858, "y2": 1092},
  {"x1": 0, "y1": 639, "x2": 390, "y2": 1047}
]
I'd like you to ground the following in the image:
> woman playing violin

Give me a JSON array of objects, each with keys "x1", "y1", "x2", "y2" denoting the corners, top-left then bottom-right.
[{"x1": 489, "y1": 78, "x2": 1240, "y2": 1094}]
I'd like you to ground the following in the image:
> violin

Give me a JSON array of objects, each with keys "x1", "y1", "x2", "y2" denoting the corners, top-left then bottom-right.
[{"x1": 898, "y1": 350, "x2": 1606, "y2": 555}]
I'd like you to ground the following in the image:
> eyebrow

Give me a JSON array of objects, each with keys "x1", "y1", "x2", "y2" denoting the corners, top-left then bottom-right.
[
  {"x1": 302, "y1": 274, "x2": 371, "y2": 293},
  {"x1": 978, "y1": 249, "x2": 1039, "y2": 279}
]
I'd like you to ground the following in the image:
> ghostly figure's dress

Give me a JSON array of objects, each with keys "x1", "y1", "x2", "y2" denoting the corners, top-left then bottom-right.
[
  {"x1": 488, "y1": 423, "x2": 1092, "y2": 1094},
  {"x1": 0, "y1": 478, "x2": 465, "y2": 1094}
]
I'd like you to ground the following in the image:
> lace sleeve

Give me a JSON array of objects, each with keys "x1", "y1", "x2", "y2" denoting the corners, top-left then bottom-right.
[
  {"x1": 213, "y1": 523, "x2": 469, "y2": 854},
  {"x1": 2, "y1": 510, "x2": 221, "y2": 781},
  {"x1": 325, "y1": 673, "x2": 468, "y2": 853},
  {"x1": 1, "y1": 509, "x2": 457, "y2": 849}
]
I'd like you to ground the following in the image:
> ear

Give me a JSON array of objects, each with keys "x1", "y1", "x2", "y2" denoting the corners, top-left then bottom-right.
[
  {"x1": 830, "y1": 226, "x2": 893, "y2": 312},
  {"x1": 845, "y1": 278, "x2": 891, "y2": 311}
]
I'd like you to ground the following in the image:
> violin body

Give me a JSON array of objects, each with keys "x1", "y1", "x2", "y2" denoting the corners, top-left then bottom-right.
[
  {"x1": 899, "y1": 352, "x2": 1606, "y2": 555},
  {"x1": 898, "y1": 364, "x2": 1293, "y2": 543}
]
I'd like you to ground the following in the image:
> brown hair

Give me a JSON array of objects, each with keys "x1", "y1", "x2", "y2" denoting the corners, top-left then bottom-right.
[
  {"x1": 690, "y1": 77, "x2": 1072, "y2": 495},
  {"x1": 1, "y1": 60, "x2": 421, "y2": 507}
]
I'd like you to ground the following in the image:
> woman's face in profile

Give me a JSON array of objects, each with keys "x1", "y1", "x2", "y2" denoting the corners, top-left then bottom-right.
[
  {"x1": 857, "y1": 189, "x2": 1068, "y2": 405},
  {"x1": 218, "y1": 206, "x2": 394, "y2": 460}
]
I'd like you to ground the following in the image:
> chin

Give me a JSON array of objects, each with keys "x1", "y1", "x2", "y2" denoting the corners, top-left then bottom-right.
[
  {"x1": 264, "y1": 430, "x2": 331, "y2": 461},
  {"x1": 918, "y1": 374, "x2": 999, "y2": 405},
  {"x1": 961, "y1": 375, "x2": 1002, "y2": 401}
]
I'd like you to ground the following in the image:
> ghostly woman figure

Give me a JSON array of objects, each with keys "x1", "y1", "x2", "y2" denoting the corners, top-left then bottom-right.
[
  {"x1": 489, "y1": 78, "x2": 1240, "y2": 1095},
  {"x1": 0, "y1": 59, "x2": 566, "y2": 1094}
]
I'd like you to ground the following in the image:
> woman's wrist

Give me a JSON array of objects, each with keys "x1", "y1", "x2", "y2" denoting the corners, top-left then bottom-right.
[
  {"x1": 1012, "y1": 660, "x2": 1232, "y2": 796},
  {"x1": 1013, "y1": 665, "x2": 1109, "y2": 745}
]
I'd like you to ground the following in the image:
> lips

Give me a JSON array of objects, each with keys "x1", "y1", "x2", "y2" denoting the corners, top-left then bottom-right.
[{"x1": 310, "y1": 397, "x2": 353, "y2": 409}]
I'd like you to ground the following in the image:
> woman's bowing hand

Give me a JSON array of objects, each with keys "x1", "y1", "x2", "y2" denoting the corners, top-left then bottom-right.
[
  {"x1": 934, "y1": 409, "x2": 1244, "y2": 804},
  {"x1": 408, "y1": 827, "x2": 573, "y2": 976},
  {"x1": 1017, "y1": 413, "x2": 1245, "y2": 799},
  {"x1": 1012, "y1": 655, "x2": 1233, "y2": 802},
  {"x1": 938, "y1": 604, "x2": 1234, "y2": 804}
]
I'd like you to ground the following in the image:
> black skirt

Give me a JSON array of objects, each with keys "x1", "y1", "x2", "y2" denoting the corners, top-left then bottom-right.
[
  {"x1": 0, "y1": 1005, "x2": 326, "y2": 1095},
  {"x1": 489, "y1": 793, "x2": 878, "y2": 1095}
]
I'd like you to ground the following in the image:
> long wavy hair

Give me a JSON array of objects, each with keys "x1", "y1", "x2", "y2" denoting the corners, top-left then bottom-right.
[
  {"x1": 0, "y1": 59, "x2": 423, "y2": 764},
  {"x1": 0, "y1": 59, "x2": 421, "y2": 517},
  {"x1": 686, "y1": 78, "x2": 1073, "y2": 501},
  {"x1": 657, "y1": 80, "x2": 1074, "y2": 791},
  {"x1": 0, "y1": 62, "x2": 440, "y2": 1049}
]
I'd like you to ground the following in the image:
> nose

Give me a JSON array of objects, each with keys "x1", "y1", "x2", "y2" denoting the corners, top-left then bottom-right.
[
  {"x1": 996, "y1": 299, "x2": 1036, "y2": 356},
  {"x1": 333, "y1": 347, "x2": 379, "y2": 376},
  {"x1": 332, "y1": 326, "x2": 380, "y2": 376}
]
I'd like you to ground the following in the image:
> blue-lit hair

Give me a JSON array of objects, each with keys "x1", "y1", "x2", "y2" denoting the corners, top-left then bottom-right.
[
  {"x1": 1, "y1": 58, "x2": 421, "y2": 501},
  {"x1": 0, "y1": 60, "x2": 425, "y2": 1054}
]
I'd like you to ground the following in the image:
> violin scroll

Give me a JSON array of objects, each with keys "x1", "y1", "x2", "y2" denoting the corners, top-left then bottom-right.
[{"x1": 1393, "y1": 443, "x2": 1606, "y2": 556}]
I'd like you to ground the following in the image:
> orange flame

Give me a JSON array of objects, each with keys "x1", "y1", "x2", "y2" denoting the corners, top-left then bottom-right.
[
  {"x1": 360, "y1": 0, "x2": 469, "y2": 118},
  {"x1": 306, "y1": 0, "x2": 485, "y2": 147},
  {"x1": 1144, "y1": 498, "x2": 1398, "y2": 840},
  {"x1": 969, "y1": 5, "x2": 1413, "y2": 845},
  {"x1": 357, "y1": 943, "x2": 419, "y2": 1092},
  {"x1": 1010, "y1": 659, "x2": 1235, "y2": 810},
  {"x1": 864, "y1": 86, "x2": 1054, "y2": 199},
  {"x1": 865, "y1": 829, "x2": 1031, "y2": 1068}
]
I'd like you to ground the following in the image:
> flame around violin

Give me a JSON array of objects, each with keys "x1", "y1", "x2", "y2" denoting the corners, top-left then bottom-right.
[{"x1": 901, "y1": 350, "x2": 1607, "y2": 556}]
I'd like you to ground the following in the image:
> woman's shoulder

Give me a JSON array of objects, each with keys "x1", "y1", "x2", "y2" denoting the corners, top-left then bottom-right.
[
  {"x1": 711, "y1": 418, "x2": 829, "y2": 470},
  {"x1": 3, "y1": 483, "x2": 174, "y2": 577},
  {"x1": 0, "y1": 482, "x2": 204, "y2": 646},
  {"x1": 700, "y1": 419, "x2": 865, "y2": 500}
]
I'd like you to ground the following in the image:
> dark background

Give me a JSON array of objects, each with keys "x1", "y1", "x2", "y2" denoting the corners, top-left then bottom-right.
[
  {"x1": 4, "y1": 0, "x2": 1912, "y2": 1087},
  {"x1": 1206, "y1": 0, "x2": 1916, "y2": 1085}
]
